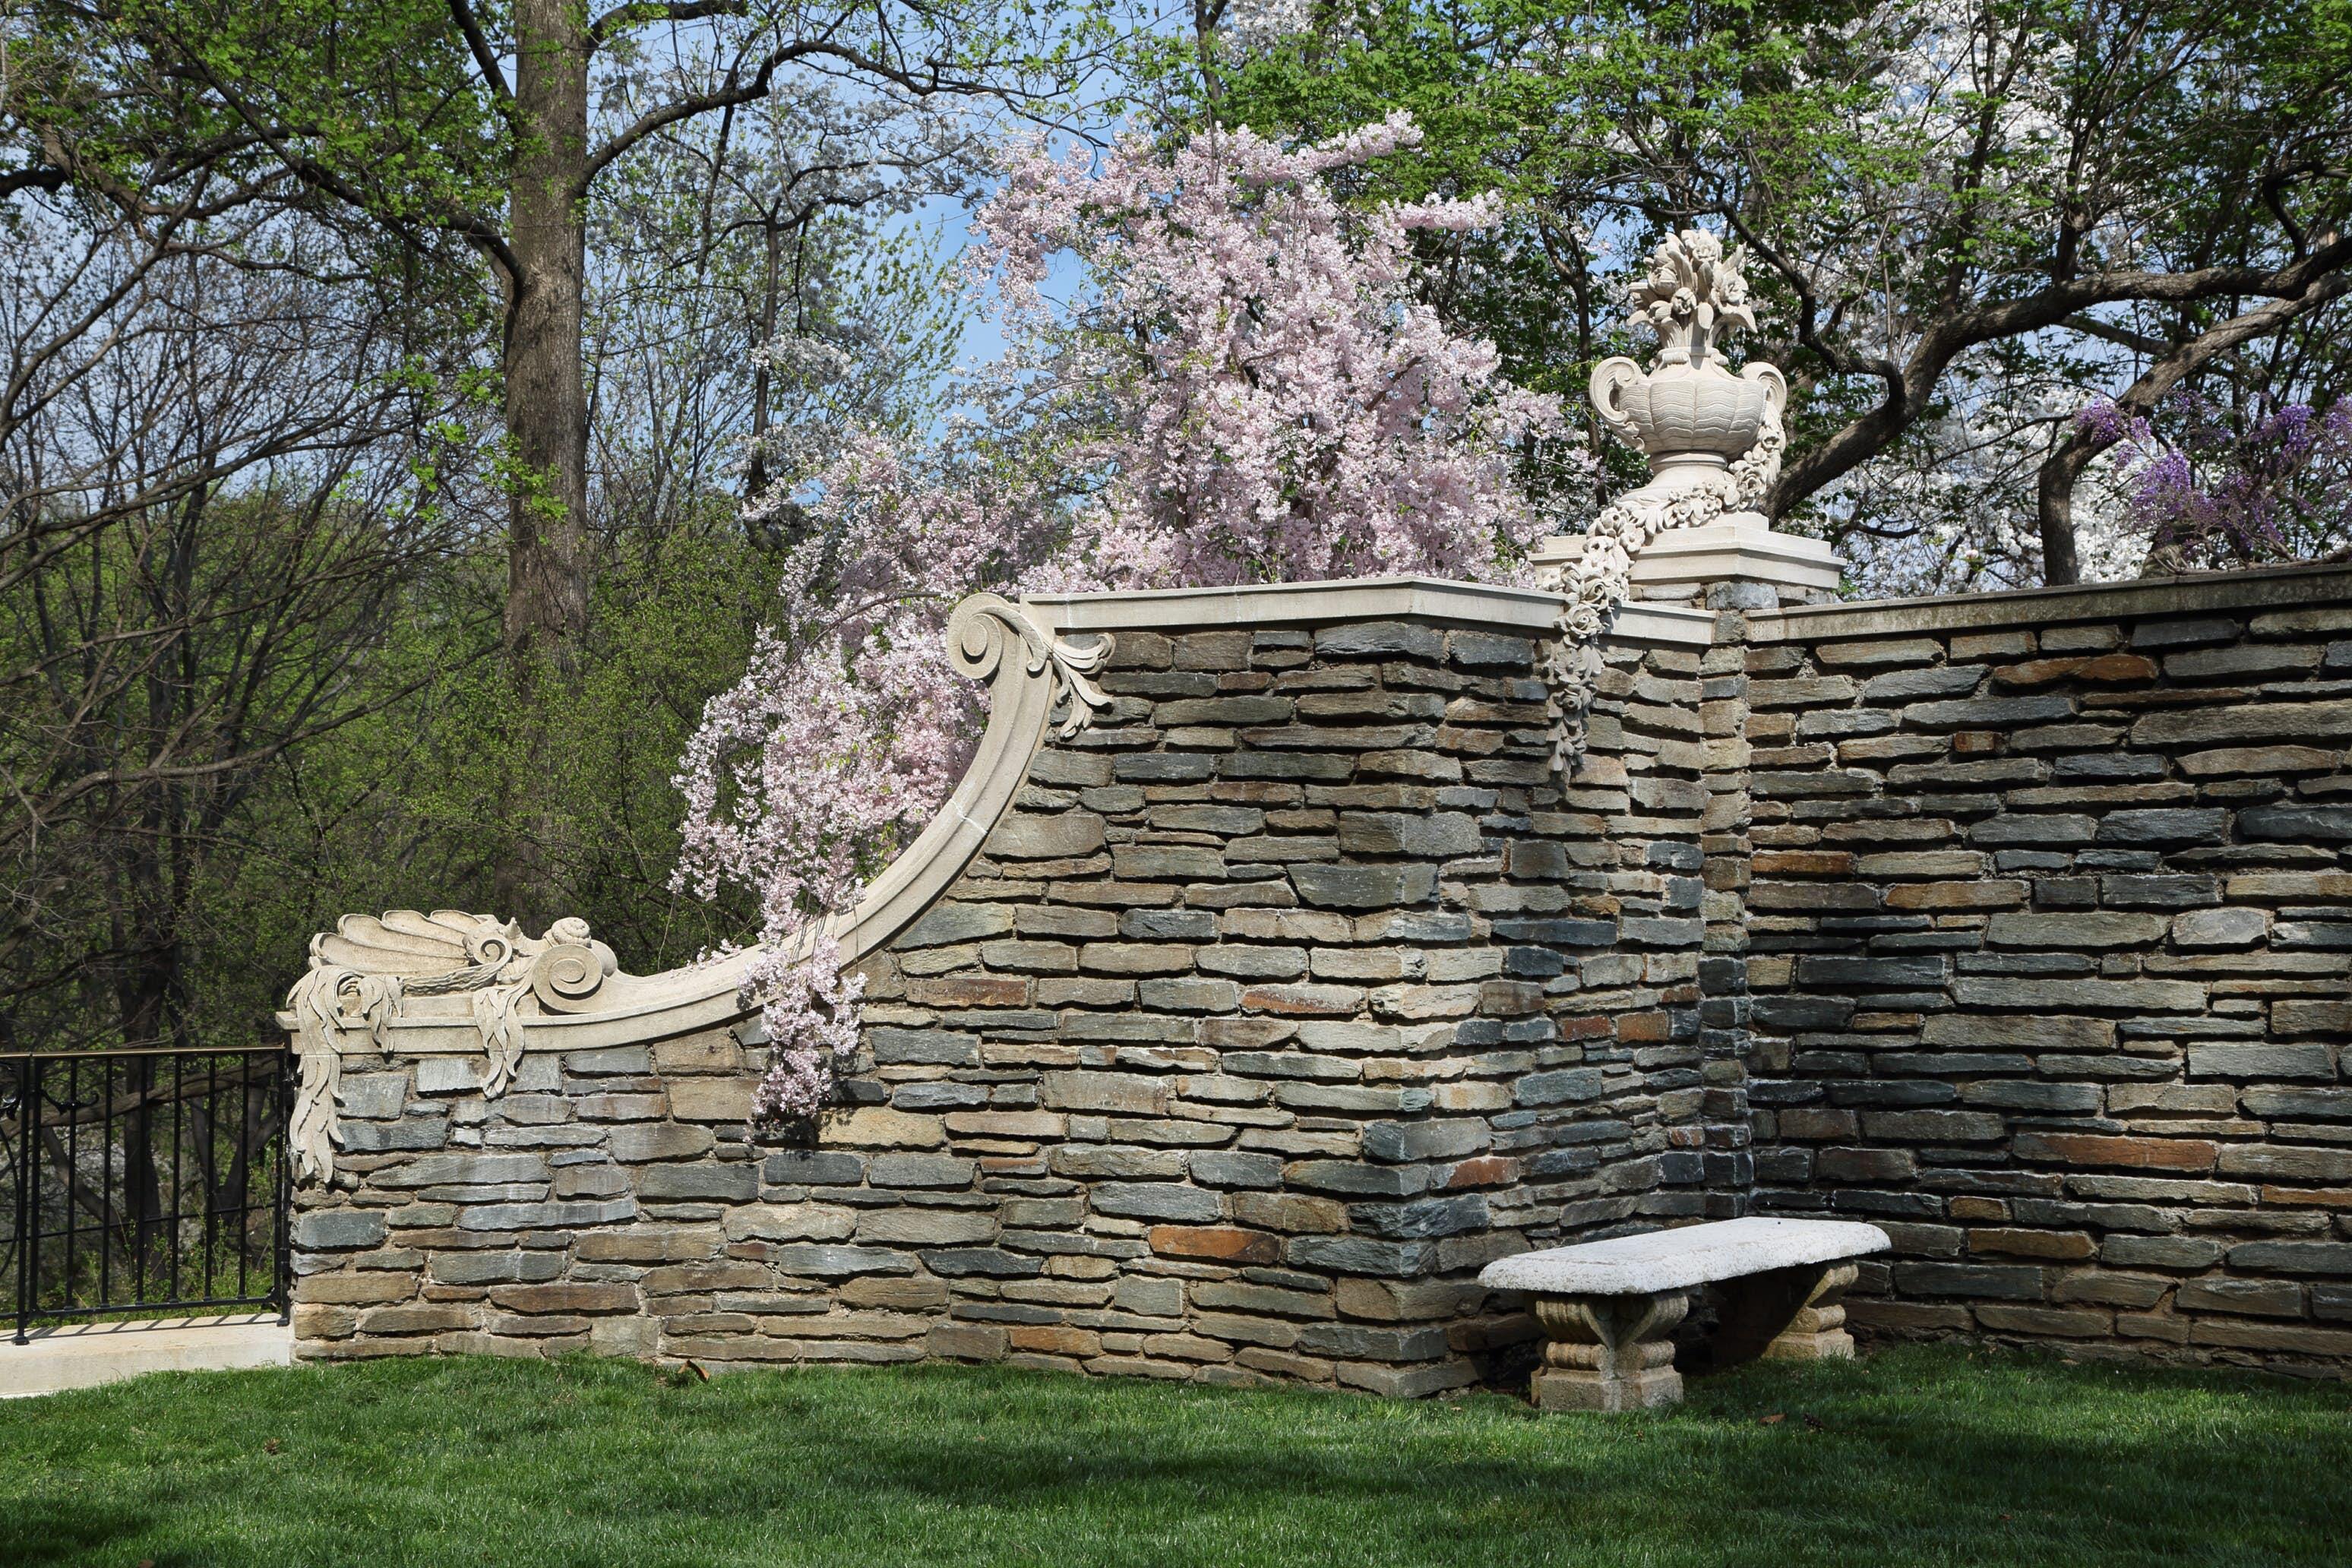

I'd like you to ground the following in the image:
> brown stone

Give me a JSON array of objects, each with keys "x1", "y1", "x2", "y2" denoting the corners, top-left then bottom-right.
[
  {"x1": 1968, "y1": 1228, "x2": 2096, "y2": 1261},
  {"x1": 488, "y1": 1282, "x2": 639, "y2": 1315},
  {"x1": 1148, "y1": 1225, "x2": 1281, "y2": 1263},
  {"x1": 1009, "y1": 1324, "x2": 1104, "y2": 1357},
  {"x1": 906, "y1": 976, "x2": 1030, "y2": 1007},
  {"x1": 2012, "y1": 1133, "x2": 2218, "y2": 1171},
  {"x1": 827, "y1": 1107, "x2": 947, "y2": 1149}
]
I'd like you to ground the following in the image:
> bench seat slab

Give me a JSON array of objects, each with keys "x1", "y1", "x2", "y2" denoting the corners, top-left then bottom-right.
[
  {"x1": 1481, "y1": 1217, "x2": 1889, "y2": 1298},
  {"x1": 1484, "y1": 1218, "x2": 1889, "y2": 1413}
]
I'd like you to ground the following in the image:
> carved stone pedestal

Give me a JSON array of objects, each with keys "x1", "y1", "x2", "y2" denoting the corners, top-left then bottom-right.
[
  {"x1": 1528, "y1": 1291, "x2": 1690, "y2": 1413},
  {"x1": 1713, "y1": 1261, "x2": 1859, "y2": 1366}
]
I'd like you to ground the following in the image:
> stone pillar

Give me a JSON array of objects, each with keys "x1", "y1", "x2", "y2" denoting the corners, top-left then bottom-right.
[
  {"x1": 1528, "y1": 229, "x2": 1848, "y2": 1237},
  {"x1": 1528, "y1": 1290, "x2": 1690, "y2": 1412}
]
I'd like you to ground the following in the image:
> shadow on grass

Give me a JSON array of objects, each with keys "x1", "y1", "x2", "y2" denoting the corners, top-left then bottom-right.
[{"x1": 2, "y1": 1345, "x2": 2345, "y2": 1567}]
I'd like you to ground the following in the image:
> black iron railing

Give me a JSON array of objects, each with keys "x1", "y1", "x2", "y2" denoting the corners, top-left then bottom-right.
[{"x1": 3, "y1": 1046, "x2": 291, "y2": 1342}]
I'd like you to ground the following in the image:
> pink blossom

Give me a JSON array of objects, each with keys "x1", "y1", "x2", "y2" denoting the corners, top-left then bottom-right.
[{"x1": 678, "y1": 116, "x2": 1585, "y2": 1133}]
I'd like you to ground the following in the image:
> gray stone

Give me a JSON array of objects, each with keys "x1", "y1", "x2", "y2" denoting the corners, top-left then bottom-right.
[
  {"x1": 2171, "y1": 907, "x2": 2268, "y2": 949},
  {"x1": 1289, "y1": 863, "x2": 1438, "y2": 909},
  {"x1": 767, "y1": 1244, "x2": 915, "y2": 1276},
  {"x1": 857, "y1": 1208, "x2": 997, "y2": 1245},
  {"x1": 373, "y1": 1152, "x2": 551, "y2": 1190},
  {"x1": 899, "y1": 903, "x2": 1016, "y2": 947},
  {"x1": 867, "y1": 1154, "x2": 978, "y2": 1188},
  {"x1": 637, "y1": 1164, "x2": 759, "y2": 1203},
  {"x1": 1903, "y1": 696, "x2": 2075, "y2": 727},
  {"x1": 337, "y1": 1073, "x2": 409, "y2": 1120},
  {"x1": 991, "y1": 811, "x2": 1108, "y2": 860},
  {"x1": 1968, "y1": 815, "x2": 2096, "y2": 846},
  {"x1": 1986, "y1": 912, "x2": 2166, "y2": 948},
  {"x1": 457, "y1": 1198, "x2": 637, "y2": 1231},
  {"x1": 1860, "y1": 665, "x2": 1985, "y2": 700},
  {"x1": 1315, "y1": 622, "x2": 1443, "y2": 660},
  {"x1": 2226, "y1": 1241, "x2": 2352, "y2": 1276},
  {"x1": 763, "y1": 1151, "x2": 866, "y2": 1187},
  {"x1": 293, "y1": 1210, "x2": 387, "y2": 1250},
  {"x1": 868, "y1": 1028, "x2": 982, "y2": 1067},
  {"x1": 1091, "y1": 1183, "x2": 1222, "y2": 1222},
  {"x1": 338, "y1": 1118, "x2": 450, "y2": 1152},
  {"x1": 414, "y1": 1057, "x2": 482, "y2": 1094},
  {"x1": 2239, "y1": 805, "x2": 2352, "y2": 842},
  {"x1": 1361, "y1": 1121, "x2": 1489, "y2": 1163},
  {"x1": 610, "y1": 1124, "x2": 717, "y2": 1163},
  {"x1": 2094, "y1": 809, "x2": 2229, "y2": 846},
  {"x1": 1189, "y1": 1151, "x2": 1285, "y2": 1187},
  {"x1": 2187, "y1": 1044, "x2": 2335, "y2": 1081}
]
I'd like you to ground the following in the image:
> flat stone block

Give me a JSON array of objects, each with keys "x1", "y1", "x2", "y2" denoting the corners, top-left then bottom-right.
[{"x1": 1532, "y1": 1364, "x2": 1683, "y2": 1413}]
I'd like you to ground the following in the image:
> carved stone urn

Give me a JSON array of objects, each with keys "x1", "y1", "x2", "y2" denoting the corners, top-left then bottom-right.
[
  {"x1": 1534, "y1": 226, "x2": 1839, "y2": 777},
  {"x1": 1588, "y1": 228, "x2": 1787, "y2": 507}
]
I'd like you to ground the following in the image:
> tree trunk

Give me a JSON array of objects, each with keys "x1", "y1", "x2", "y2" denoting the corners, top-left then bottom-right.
[
  {"x1": 498, "y1": 0, "x2": 595, "y2": 926},
  {"x1": 2037, "y1": 443, "x2": 2088, "y2": 585}
]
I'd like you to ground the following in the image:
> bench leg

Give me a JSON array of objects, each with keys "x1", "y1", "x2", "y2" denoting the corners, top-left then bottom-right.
[
  {"x1": 1529, "y1": 1290, "x2": 1688, "y2": 1412},
  {"x1": 1713, "y1": 1261, "x2": 1859, "y2": 1366}
]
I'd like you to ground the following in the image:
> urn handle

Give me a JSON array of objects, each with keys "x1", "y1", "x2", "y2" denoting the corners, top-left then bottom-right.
[
  {"x1": 1741, "y1": 360, "x2": 1788, "y2": 423},
  {"x1": 1589, "y1": 356, "x2": 1645, "y2": 451}
]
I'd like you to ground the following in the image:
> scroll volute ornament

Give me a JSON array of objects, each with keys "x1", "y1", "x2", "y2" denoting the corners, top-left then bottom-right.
[{"x1": 285, "y1": 909, "x2": 621, "y2": 1184}]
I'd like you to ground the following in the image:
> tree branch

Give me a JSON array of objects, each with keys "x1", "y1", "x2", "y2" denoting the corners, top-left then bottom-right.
[
  {"x1": 447, "y1": 0, "x2": 515, "y2": 103},
  {"x1": 584, "y1": 37, "x2": 989, "y2": 185},
  {"x1": 1771, "y1": 229, "x2": 2352, "y2": 518}
]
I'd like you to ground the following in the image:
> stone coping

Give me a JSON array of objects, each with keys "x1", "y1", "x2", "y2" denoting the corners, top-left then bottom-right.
[
  {"x1": 1751, "y1": 561, "x2": 2352, "y2": 642},
  {"x1": 1026, "y1": 574, "x2": 1715, "y2": 648},
  {"x1": 1479, "y1": 1218, "x2": 1891, "y2": 1296}
]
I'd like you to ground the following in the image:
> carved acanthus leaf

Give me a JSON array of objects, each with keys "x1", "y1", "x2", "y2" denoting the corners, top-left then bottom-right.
[
  {"x1": 947, "y1": 593, "x2": 1115, "y2": 739},
  {"x1": 283, "y1": 909, "x2": 619, "y2": 1185}
]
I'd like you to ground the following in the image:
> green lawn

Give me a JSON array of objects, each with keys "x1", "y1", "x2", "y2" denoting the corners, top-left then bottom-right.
[{"x1": 2, "y1": 1345, "x2": 2345, "y2": 1566}]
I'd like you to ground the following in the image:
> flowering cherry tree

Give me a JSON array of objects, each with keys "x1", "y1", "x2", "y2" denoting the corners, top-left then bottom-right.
[
  {"x1": 675, "y1": 113, "x2": 1577, "y2": 1131},
  {"x1": 975, "y1": 109, "x2": 1573, "y2": 592}
]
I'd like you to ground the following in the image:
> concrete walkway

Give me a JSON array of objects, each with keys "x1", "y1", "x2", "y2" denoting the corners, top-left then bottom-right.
[{"x1": 1, "y1": 1314, "x2": 293, "y2": 1398}]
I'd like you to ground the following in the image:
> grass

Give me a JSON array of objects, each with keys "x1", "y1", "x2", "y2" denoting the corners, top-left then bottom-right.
[{"x1": 1, "y1": 1345, "x2": 2346, "y2": 1567}]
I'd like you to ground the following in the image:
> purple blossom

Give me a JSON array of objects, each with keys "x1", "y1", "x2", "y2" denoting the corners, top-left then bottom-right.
[{"x1": 2100, "y1": 393, "x2": 2352, "y2": 569}]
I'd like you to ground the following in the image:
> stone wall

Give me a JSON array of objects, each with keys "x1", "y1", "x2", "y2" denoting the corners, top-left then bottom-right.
[
  {"x1": 1741, "y1": 564, "x2": 2352, "y2": 1374},
  {"x1": 292, "y1": 590, "x2": 1745, "y2": 1391},
  {"x1": 291, "y1": 563, "x2": 2352, "y2": 1388}
]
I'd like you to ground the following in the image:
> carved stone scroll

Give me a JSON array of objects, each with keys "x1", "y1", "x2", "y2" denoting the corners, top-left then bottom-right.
[
  {"x1": 280, "y1": 599, "x2": 1114, "y2": 1186},
  {"x1": 284, "y1": 910, "x2": 617, "y2": 1184}
]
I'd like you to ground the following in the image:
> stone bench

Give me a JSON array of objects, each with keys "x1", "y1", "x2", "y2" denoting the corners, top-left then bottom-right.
[{"x1": 1478, "y1": 1217, "x2": 1891, "y2": 1412}]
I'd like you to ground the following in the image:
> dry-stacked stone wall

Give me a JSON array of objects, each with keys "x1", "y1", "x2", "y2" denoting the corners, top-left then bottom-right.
[
  {"x1": 292, "y1": 564, "x2": 2352, "y2": 1386},
  {"x1": 292, "y1": 608, "x2": 1741, "y2": 1391},
  {"x1": 1743, "y1": 568, "x2": 2352, "y2": 1374}
]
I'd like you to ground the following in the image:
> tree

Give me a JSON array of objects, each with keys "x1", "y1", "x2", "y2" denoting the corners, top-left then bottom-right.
[
  {"x1": 0, "y1": 188, "x2": 485, "y2": 1052},
  {"x1": 676, "y1": 114, "x2": 1578, "y2": 1126},
  {"x1": 1175, "y1": 0, "x2": 2352, "y2": 590},
  {"x1": 5, "y1": 0, "x2": 1088, "y2": 669}
]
